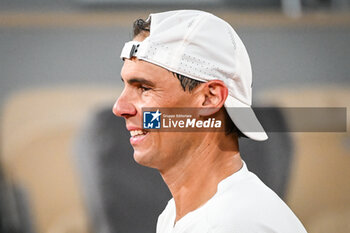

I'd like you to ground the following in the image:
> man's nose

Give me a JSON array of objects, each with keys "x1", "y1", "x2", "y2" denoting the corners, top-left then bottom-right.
[{"x1": 113, "y1": 91, "x2": 137, "y2": 118}]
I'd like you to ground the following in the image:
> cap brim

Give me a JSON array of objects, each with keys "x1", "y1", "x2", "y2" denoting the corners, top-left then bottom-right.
[{"x1": 224, "y1": 96, "x2": 268, "y2": 141}]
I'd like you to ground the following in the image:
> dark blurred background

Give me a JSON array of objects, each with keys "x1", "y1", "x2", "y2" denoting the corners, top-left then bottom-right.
[{"x1": 1, "y1": 1, "x2": 349, "y2": 233}]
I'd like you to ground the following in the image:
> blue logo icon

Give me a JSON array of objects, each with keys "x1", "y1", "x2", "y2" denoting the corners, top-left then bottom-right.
[{"x1": 143, "y1": 110, "x2": 161, "y2": 129}]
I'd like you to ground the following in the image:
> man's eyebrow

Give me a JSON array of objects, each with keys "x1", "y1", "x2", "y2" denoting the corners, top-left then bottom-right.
[{"x1": 122, "y1": 77, "x2": 155, "y2": 86}]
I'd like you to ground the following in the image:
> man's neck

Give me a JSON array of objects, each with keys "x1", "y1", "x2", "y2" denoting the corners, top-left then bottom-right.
[{"x1": 159, "y1": 132, "x2": 242, "y2": 223}]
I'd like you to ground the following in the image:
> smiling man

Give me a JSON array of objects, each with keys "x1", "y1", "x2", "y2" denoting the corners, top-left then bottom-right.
[{"x1": 113, "y1": 10, "x2": 307, "y2": 233}]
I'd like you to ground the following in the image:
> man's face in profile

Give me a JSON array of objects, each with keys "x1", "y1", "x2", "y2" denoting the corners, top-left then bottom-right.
[{"x1": 113, "y1": 58, "x2": 203, "y2": 170}]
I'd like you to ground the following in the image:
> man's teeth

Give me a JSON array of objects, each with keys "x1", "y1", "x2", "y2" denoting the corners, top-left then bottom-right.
[{"x1": 130, "y1": 130, "x2": 147, "y2": 137}]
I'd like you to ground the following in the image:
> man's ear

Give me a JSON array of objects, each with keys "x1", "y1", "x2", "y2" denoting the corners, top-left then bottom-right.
[{"x1": 199, "y1": 80, "x2": 228, "y2": 116}]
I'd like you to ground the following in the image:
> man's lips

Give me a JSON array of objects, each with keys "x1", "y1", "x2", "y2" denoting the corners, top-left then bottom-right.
[
  {"x1": 127, "y1": 126, "x2": 149, "y2": 145},
  {"x1": 130, "y1": 129, "x2": 147, "y2": 137},
  {"x1": 127, "y1": 126, "x2": 148, "y2": 135}
]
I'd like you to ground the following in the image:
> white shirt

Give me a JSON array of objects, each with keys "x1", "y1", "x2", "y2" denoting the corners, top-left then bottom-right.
[{"x1": 156, "y1": 162, "x2": 307, "y2": 233}]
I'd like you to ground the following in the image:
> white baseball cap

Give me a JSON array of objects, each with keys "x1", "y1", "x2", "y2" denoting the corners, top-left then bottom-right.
[{"x1": 120, "y1": 10, "x2": 268, "y2": 141}]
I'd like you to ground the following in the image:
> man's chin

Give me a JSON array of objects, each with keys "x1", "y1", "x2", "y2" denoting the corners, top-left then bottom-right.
[{"x1": 133, "y1": 150, "x2": 157, "y2": 168}]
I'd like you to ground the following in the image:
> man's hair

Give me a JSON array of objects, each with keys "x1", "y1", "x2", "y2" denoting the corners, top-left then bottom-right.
[
  {"x1": 133, "y1": 19, "x2": 150, "y2": 37},
  {"x1": 132, "y1": 18, "x2": 243, "y2": 137}
]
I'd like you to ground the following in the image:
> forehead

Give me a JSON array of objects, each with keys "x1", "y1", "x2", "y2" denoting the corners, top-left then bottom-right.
[{"x1": 121, "y1": 58, "x2": 174, "y2": 84}]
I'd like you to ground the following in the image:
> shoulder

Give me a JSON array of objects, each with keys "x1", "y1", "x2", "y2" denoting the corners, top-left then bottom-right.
[{"x1": 205, "y1": 172, "x2": 307, "y2": 233}]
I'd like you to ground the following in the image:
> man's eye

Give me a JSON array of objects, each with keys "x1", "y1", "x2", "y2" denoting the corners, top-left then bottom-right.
[{"x1": 140, "y1": 86, "x2": 151, "y2": 92}]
